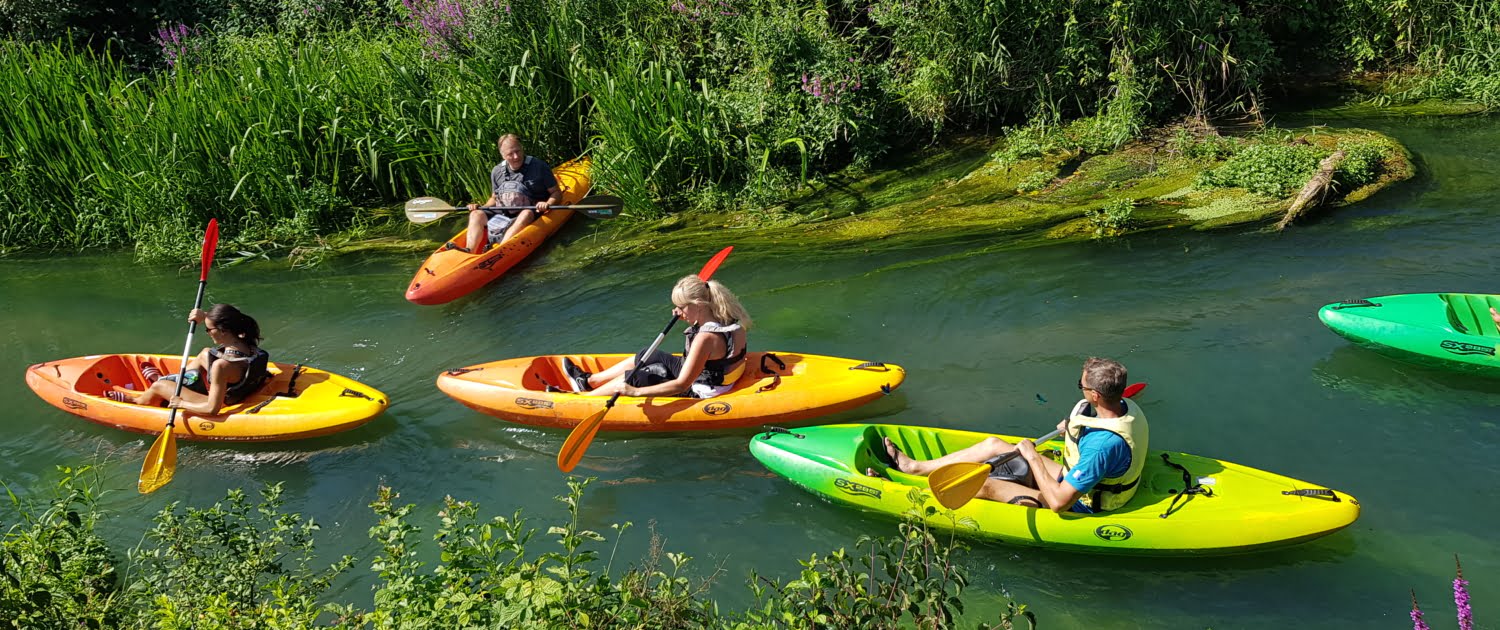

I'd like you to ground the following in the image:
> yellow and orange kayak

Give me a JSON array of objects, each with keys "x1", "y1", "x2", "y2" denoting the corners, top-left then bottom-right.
[
  {"x1": 405, "y1": 158, "x2": 592, "y2": 305},
  {"x1": 436, "y1": 352, "x2": 905, "y2": 431},
  {"x1": 25, "y1": 354, "x2": 388, "y2": 441}
]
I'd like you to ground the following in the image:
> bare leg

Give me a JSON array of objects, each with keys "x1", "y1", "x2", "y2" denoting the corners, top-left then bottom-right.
[
  {"x1": 585, "y1": 356, "x2": 636, "y2": 389},
  {"x1": 1491, "y1": 307, "x2": 1500, "y2": 334},
  {"x1": 131, "y1": 379, "x2": 213, "y2": 408},
  {"x1": 976, "y1": 457, "x2": 1066, "y2": 506},
  {"x1": 499, "y1": 209, "x2": 537, "y2": 245},
  {"x1": 890, "y1": 436, "x2": 1019, "y2": 476},
  {"x1": 464, "y1": 209, "x2": 488, "y2": 253}
]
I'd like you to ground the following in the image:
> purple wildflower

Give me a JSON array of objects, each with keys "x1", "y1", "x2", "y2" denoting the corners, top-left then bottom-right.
[
  {"x1": 1455, "y1": 555, "x2": 1473, "y2": 630},
  {"x1": 153, "y1": 23, "x2": 195, "y2": 68},
  {"x1": 1412, "y1": 590, "x2": 1431, "y2": 630}
]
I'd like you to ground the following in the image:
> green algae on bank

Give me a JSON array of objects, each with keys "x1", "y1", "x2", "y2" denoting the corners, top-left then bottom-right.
[{"x1": 496, "y1": 126, "x2": 1415, "y2": 268}]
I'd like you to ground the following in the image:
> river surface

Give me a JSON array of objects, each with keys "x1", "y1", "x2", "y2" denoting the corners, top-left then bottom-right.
[{"x1": 3, "y1": 114, "x2": 1498, "y2": 627}]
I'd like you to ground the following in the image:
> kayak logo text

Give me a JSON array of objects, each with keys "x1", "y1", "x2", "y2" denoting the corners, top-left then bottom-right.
[
  {"x1": 1440, "y1": 340, "x2": 1496, "y2": 356},
  {"x1": 703, "y1": 402, "x2": 732, "y2": 416},
  {"x1": 1094, "y1": 525, "x2": 1132, "y2": 542},
  {"x1": 835, "y1": 478, "x2": 882, "y2": 499},
  {"x1": 62, "y1": 397, "x2": 88, "y2": 411},
  {"x1": 514, "y1": 397, "x2": 554, "y2": 410}
]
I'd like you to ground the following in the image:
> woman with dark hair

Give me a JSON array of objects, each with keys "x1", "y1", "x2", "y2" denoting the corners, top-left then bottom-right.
[{"x1": 113, "y1": 304, "x2": 272, "y2": 415}]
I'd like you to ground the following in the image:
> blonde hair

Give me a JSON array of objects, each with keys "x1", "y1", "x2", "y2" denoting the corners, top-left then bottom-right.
[
  {"x1": 672, "y1": 275, "x2": 752, "y2": 330},
  {"x1": 497, "y1": 134, "x2": 523, "y2": 152}
]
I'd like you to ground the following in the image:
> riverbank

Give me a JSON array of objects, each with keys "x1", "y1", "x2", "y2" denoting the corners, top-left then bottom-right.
[{"x1": 340, "y1": 120, "x2": 1417, "y2": 270}]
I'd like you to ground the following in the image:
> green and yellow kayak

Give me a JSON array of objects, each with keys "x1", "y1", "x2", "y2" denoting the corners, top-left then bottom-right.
[
  {"x1": 749, "y1": 424, "x2": 1359, "y2": 556},
  {"x1": 1318, "y1": 293, "x2": 1500, "y2": 376}
]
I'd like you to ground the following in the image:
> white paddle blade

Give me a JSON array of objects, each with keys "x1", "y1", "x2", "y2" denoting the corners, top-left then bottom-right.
[{"x1": 405, "y1": 197, "x2": 461, "y2": 224}]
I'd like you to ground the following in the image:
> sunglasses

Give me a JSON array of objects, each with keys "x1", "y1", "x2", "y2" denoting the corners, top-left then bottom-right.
[{"x1": 1077, "y1": 379, "x2": 1094, "y2": 392}]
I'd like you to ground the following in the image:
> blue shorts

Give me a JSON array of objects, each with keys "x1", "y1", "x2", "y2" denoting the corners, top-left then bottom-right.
[{"x1": 158, "y1": 370, "x2": 208, "y2": 396}]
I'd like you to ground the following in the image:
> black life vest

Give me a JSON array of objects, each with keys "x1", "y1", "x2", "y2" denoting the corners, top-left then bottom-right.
[
  {"x1": 207, "y1": 346, "x2": 272, "y2": 403},
  {"x1": 683, "y1": 321, "x2": 746, "y2": 387}
]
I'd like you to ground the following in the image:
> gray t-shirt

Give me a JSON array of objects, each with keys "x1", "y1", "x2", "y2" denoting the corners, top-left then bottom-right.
[{"x1": 490, "y1": 156, "x2": 558, "y2": 208}]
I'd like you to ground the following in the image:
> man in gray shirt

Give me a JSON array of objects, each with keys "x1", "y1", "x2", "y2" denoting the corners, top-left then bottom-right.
[{"x1": 461, "y1": 134, "x2": 563, "y2": 253}]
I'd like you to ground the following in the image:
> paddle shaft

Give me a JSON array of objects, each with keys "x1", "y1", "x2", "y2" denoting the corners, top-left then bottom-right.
[
  {"x1": 404, "y1": 195, "x2": 624, "y2": 223},
  {"x1": 163, "y1": 280, "x2": 209, "y2": 430},
  {"x1": 987, "y1": 428, "x2": 1062, "y2": 468},
  {"x1": 601, "y1": 315, "x2": 679, "y2": 410}
]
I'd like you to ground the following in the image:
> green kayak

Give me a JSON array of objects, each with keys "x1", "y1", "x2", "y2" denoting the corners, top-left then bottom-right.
[
  {"x1": 1318, "y1": 293, "x2": 1500, "y2": 376},
  {"x1": 749, "y1": 424, "x2": 1359, "y2": 556}
]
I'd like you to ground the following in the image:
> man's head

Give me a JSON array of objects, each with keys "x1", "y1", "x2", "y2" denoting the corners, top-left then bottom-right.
[
  {"x1": 1079, "y1": 357, "x2": 1127, "y2": 401},
  {"x1": 498, "y1": 134, "x2": 525, "y2": 170}
]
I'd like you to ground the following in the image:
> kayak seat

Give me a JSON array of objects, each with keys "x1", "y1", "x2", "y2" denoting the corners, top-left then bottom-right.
[{"x1": 1440, "y1": 293, "x2": 1500, "y2": 338}]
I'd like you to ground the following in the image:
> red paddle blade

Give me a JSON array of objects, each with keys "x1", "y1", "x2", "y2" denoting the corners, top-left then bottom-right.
[
  {"x1": 696, "y1": 246, "x2": 733, "y2": 281},
  {"x1": 199, "y1": 219, "x2": 220, "y2": 281},
  {"x1": 1123, "y1": 382, "x2": 1147, "y2": 398}
]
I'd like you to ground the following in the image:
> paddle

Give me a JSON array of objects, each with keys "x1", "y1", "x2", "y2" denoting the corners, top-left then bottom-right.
[
  {"x1": 927, "y1": 382, "x2": 1147, "y2": 510},
  {"x1": 556, "y1": 246, "x2": 735, "y2": 473},
  {"x1": 404, "y1": 195, "x2": 624, "y2": 224},
  {"x1": 139, "y1": 219, "x2": 220, "y2": 494}
]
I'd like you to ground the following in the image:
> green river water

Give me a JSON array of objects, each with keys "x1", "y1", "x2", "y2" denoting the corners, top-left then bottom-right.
[{"x1": 3, "y1": 114, "x2": 1498, "y2": 628}]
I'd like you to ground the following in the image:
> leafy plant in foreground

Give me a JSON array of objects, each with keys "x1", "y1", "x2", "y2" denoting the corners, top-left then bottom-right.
[
  {"x1": 0, "y1": 466, "x2": 122, "y2": 629},
  {"x1": 3, "y1": 468, "x2": 1034, "y2": 628}
]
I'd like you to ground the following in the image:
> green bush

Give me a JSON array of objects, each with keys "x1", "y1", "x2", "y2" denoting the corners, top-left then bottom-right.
[
  {"x1": 1196, "y1": 143, "x2": 1324, "y2": 197},
  {"x1": 0, "y1": 466, "x2": 122, "y2": 629},
  {"x1": 1333, "y1": 141, "x2": 1386, "y2": 189},
  {"x1": 1, "y1": 468, "x2": 1036, "y2": 629},
  {"x1": 1086, "y1": 197, "x2": 1135, "y2": 237},
  {"x1": 1016, "y1": 171, "x2": 1054, "y2": 193}
]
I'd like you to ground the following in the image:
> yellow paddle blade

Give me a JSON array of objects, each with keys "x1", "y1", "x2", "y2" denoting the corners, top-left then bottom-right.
[
  {"x1": 138, "y1": 428, "x2": 178, "y2": 494},
  {"x1": 928, "y1": 461, "x2": 993, "y2": 510},
  {"x1": 557, "y1": 406, "x2": 610, "y2": 473}
]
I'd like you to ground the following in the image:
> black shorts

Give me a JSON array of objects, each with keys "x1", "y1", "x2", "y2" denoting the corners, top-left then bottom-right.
[{"x1": 625, "y1": 348, "x2": 690, "y2": 396}]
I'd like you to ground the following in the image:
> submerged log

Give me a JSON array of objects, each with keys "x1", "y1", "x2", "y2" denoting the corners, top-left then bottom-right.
[{"x1": 1276, "y1": 150, "x2": 1346, "y2": 231}]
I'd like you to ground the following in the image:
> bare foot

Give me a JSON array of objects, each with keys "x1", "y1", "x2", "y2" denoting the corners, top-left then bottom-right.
[{"x1": 1491, "y1": 307, "x2": 1499, "y2": 334}]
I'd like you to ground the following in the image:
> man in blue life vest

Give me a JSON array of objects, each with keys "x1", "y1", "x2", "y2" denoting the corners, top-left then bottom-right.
[
  {"x1": 881, "y1": 357, "x2": 1148, "y2": 513},
  {"x1": 459, "y1": 134, "x2": 563, "y2": 253}
]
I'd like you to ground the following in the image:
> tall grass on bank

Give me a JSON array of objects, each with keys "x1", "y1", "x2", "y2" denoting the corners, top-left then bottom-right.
[
  {"x1": 2, "y1": 0, "x2": 1498, "y2": 259},
  {"x1": 0, "y1": 33, "x2": 568, "y2": 261}
]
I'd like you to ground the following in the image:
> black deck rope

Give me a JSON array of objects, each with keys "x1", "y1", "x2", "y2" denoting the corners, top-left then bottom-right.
[
  {"x1": 246, "y1": 364, "x2": 305, "y2": 415},
  {"x1": 849, "y1": 361, "x2": 889, "y2": 371},
  {"x1": 339, "y1": 388, "x2": 374, "y2": 400},
  {"x1": 444, "y1": 367, "x2": 483, "y2": 376},
  {"x1": 1159, "y1": 453, "x2": 1213, "y2": 519},
  {"x1": 1282, "y1": 488, "x2": 1340, "y2": 501},
  {"x1": 759, "y1": 425, "x2": 805, "y2": 440},
  {"x1": 1330, "y1": 299, "x2": 1381, "y2": 310}
]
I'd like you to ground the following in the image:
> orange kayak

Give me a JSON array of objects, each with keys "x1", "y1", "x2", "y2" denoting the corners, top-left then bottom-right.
[
  {"x1": 405, "y1": 157, "x2": 593, "y2": 305},
  {"x1": 436, "y1": 352, "x2": 906, "y2": 431},
  {"x1": 25, "y1": 354, "x2": 389, "y2": 441}
]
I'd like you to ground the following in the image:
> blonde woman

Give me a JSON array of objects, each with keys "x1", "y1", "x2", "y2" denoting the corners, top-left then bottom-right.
[{"x1": 566, "y1": 275, "x2": 752, "y2": 398}]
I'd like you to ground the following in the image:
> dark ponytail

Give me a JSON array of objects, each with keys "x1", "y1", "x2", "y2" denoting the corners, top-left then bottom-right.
[{"x1": 206, "y1": 304, "x2": 262, "y2": 345}]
